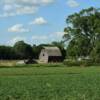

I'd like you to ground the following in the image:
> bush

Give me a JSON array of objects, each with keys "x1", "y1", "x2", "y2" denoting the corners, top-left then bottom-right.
[{"x1": 63, "y1": 59, "x2": 93, "y2": 67}]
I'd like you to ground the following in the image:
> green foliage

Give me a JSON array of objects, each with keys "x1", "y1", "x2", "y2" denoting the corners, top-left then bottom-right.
[
  {"x1": 63, "y1": 59, "x2": 81, "y2": 66},
  {"x1": 64, "y1": 7, "x2": 100, "y2": 62},
  {"x1": 0, "y1": 42, "x2": 35, "y2": 60},
  {"x1": 0, "y1": 41, "x2": 66, "y2": 60},
  {"x1": 14, "y1": 41, "x2": 33, "y2": 59},
  {"x1": 32, "y1": 44, "x2": 44, "y2": 59},
  {"x1": 63, "y1": 59, "x2": 93, "y2": 67},
  {"x1": 66, "y1": 35, "x2": 91, "y2": 58},
  {"x1": 52, "y1": 41, "x2": 66, "y2": 59},
  {"x1": 90, "y1": 41, "x2": 100, "y2": 63},
  {"x1": 0, "y1": 46, "x2": 17, "y2": 59}
]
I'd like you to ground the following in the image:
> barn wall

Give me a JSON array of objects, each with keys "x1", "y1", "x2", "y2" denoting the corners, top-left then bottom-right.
[
  {"x1": 48, "y1": 56, "x2": 63, "y2": 62},
  {"x1": 39, "y1": 50, "x2": 48, "y2": 63}
]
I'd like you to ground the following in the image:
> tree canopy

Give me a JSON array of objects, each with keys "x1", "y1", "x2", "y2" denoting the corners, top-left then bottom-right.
[
  {"x1": 14, "y1": 41, "x2": 33, "y2": 59},
  {"x1": 64, "y1": 7, "x2": 100, "y2": 62}
]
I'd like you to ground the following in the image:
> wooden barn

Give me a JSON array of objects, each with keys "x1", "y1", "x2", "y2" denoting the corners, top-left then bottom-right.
[{"x1": 39, "y1": 47, "x2": 63, "y2": 63}]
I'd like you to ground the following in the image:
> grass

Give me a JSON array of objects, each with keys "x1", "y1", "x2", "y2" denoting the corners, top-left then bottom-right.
[
  {"x1": 0, "y1": 64, "x2": 100, "y2": 100},
  {"x1": 0, "y1": 60, "x2": 19, "y2": 67}
]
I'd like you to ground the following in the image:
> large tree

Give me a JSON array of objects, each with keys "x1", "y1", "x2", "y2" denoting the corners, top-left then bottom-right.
[
  {"x1": 64, "y1": 7, "x2": 100, "y2": 59},
  {"x1": 14, "y1": 41, "x2": 33, "y2": 59}
]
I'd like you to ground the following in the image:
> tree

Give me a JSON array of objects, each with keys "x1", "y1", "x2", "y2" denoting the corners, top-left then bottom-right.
[
  {"x1": 14, "y1": 41, "x2": 33, "y2": 59},
  {"x1": 52, "y1": 41, "x2": 66, "y2": 59},
  {"x1": 64, "y1": 7, "x2": 100, "y2": 59},
  {"x1": 32, "y1": 44, "x2": 42, "y2": 59},
  {"x1": 90, "y1": 40, "x2": 100, "y2": 63},
  {"x1": 0, "y1": 46, "x2": 16, "y2": 59}
]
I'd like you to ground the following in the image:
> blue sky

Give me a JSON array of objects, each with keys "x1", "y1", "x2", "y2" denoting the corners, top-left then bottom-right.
[{"x1": 0, "y1": 0, "x2": 99, "y2": 46}]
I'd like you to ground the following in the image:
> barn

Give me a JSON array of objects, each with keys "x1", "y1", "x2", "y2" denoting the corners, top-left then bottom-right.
[{"x1": 39, "y1": 47, "x2": 63, "y2": 63}]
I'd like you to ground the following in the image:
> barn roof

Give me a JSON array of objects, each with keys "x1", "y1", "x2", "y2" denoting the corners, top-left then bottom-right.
[{"x1": 43, "y1": 47, "x2": 62, "y2": 56}]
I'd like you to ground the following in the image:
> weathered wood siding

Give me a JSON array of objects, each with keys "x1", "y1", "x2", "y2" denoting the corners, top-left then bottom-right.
[{"x1": 39, "y1": 49, "x2": 48, "y2": 63}]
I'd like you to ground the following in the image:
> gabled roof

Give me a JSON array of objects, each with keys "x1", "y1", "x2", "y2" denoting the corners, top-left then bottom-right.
[{"x1": 43, "y1": 46, "x2": 62, "y2": 56}]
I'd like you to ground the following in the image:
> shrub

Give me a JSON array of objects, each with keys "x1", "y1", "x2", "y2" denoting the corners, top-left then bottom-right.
[{"x1": 63, "y1": 59, "x2": 93, "y2": 67}]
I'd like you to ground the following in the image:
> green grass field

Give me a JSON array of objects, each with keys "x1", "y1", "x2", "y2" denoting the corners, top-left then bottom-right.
[{"x1": 0, "y1": 64, "x2": 100, "y2": 100}]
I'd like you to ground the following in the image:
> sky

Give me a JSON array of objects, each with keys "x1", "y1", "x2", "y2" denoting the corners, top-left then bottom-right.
[{"x1": 0, "y1": 0, "x2": 99, "y2": 46}]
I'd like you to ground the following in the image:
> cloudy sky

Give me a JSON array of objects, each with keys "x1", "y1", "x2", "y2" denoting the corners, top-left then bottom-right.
[{"x1": 0, "y1": 0, "x2": 99, "y2": 45}]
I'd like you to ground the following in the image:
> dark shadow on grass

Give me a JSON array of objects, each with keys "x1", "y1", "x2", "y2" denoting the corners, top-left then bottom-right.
[
  {"x1": 0, "y1": 72, "x2": 80, "y2": 77},
  {"x1": 0, "y1": 63, "x2": 66, "y2": 69}
]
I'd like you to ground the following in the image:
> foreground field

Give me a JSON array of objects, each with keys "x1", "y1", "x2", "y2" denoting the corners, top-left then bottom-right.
[{"x1": 0, "y1": 65, "x2": 100, "y2": 100}]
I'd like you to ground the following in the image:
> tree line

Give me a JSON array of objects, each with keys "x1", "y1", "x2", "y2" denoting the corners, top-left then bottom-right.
[{"x1": 0, "y1": 41, "x2": 66, "y2": 60}]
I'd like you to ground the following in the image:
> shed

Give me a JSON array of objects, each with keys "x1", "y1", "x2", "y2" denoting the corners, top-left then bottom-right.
[{"x1": 39, "y1": 47, "x2": 63, "y2": 63}]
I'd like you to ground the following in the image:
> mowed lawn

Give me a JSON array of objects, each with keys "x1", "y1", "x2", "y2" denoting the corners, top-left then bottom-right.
[{"x1": 0, "y1": 65, "x2": 100, "y2": 100}]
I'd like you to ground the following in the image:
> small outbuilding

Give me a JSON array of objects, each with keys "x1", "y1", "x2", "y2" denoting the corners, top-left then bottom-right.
[{"x1": 39, "y1": 47, "x2": 63, "y2": 63}]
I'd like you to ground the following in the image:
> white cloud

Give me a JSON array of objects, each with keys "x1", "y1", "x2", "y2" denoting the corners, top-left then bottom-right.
[
  {"x1": 31, "y1": 31, "x2": 65, "y2": 44},
  {"x1": 49, "y1": 32, "x2": 65, "y2": 38},
  {"x1": 8, "y1": 24, "x2": 29, "y2": 33},
  {"x1": 31, "y1": 35, "x2": 49, "y2": 44},
  {"x1": 7, "y1": 36, "x2": 26, "y2": 46},
  {"x1": 3, "y1": 0, "x2": 55, "y2": 5},
  {"x1": 0, "y1": 0, "x2": 55, "y2": 18},
  {"x1": 0, "y1": 12, "x2": 15, "y2": 17},
  {"x1": 41, "y1": 0, "x2": 54, "y2": 5},
  {"x1": 67, "y1": 0, "x2": 79, "y2": 8},
  {"x1": 16, "y1": 6, "x2": 38, "y2": 15},
  {"x1": 30, "y1": 17, "x2": 47, "y2": 25},
  {"x1": 32, "y1": 35, "x2": 48, "y2": 40},
  {"x1": 3, "y1": 4, "x2": 13, "y2": 11},
  {"x1": 0, "y1": 4, "x2": 38, "y2": 18},
  {"x1": 54, "y1": 32, "x2": 65, "y2": 37}
]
